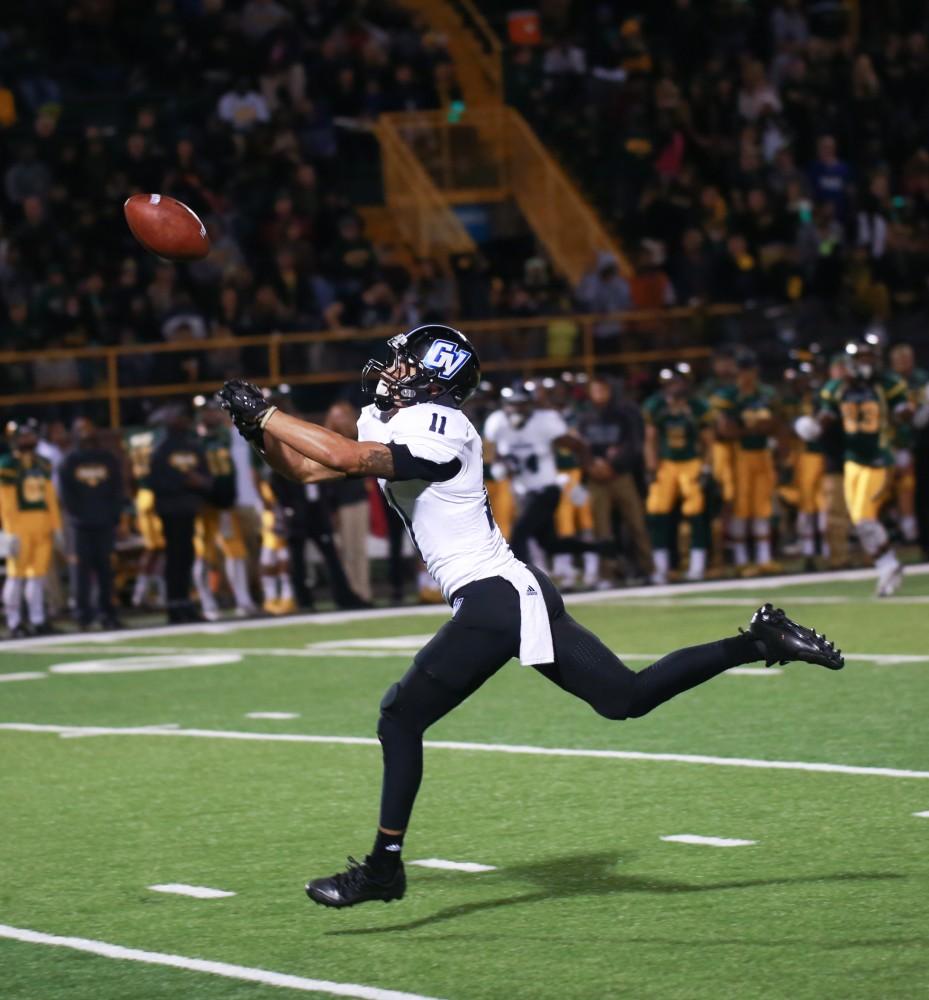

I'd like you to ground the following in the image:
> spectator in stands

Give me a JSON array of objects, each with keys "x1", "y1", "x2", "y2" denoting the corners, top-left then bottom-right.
[{"x1": 577, "y1": 253, "x2": 631, "y2": 345}]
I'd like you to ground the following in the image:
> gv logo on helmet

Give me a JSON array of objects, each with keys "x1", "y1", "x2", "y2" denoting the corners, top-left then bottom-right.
[{"x1": 421, "y1": 339, "x2": 472, "y2": 380}]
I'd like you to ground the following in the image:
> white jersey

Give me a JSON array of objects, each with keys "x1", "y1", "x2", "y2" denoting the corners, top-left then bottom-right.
[
  {"x1": 357, "y1": 401, "x2": 520, "y2": 602},
  {"x1": 483, "y1": 408, "x2": 567, "y2": 493}
]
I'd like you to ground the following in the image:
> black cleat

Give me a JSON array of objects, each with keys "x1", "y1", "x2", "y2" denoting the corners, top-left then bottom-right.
[
  {"x1": 305, "y1": 856, "x2": 406, "y2": 909},
  {"x1": 744, "y1": 604, "x2": 844, "y2": 670}
]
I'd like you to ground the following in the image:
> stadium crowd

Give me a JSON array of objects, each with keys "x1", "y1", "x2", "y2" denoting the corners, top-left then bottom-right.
[
  {"x1": 502, "y1": 0, "x2": 929, "y2": 323},
  {"x1": 2, "y1": 333, "x2": 928, "y2": 635}
]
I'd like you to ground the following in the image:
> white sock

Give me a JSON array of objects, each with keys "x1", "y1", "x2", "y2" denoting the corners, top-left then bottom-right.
[
  {"x1": 3, "y1": 576, "x2": 24, "y2": 629},
  {"x1": 901, "y1": 515, "x2": 918, "y2": 543},
  {"x1": 24, "y1": 577, "x2": 45, "y2": 625},
  {"x1": 527, "y1": 538, "x2": 548, "y2": 572},
  {"x1": 817, "y1": 510, "x2": 830, "y2": 558},
  {"x1": 261, "y1": 575, "x2": 277, "y2": 602},
  {"x1": 278, "y1": 571, "x2": 293, "y2": 600},
  {"x1": 552, "y1": 553, "x2": 575, "y2": 582},
  {"x1": 652, "y1": 548, "x2": 670, "y2": 582},
  {"x1": 687, "y1": 548, "x2": 706, "y2": 580},
  {"x1": 875, "y1": 548, "x2": 899, "y2": 572},
  {"x1": 582, "y1": 551, "x2": 599, "y2": 585},
  {"x1": 153, "y1": 572, "x2": 166, "y2": 604},
  {"x1": 132, "y1": 572, "x2": 149, "y2": 605},
  {"x1": 729, "y1": 517, "x2": 748, "y2": 565},
  {"x1": 226, "y1": 557, "x2": 255, "y2": 611},
  {"x1": 193, "y1": 558, "x2": 218, "y2": 615},
  {"x1": 797, "y1": 512, "x2": 815, "y2": 556},
  {"x1": 753, "y1": 518, "x2": 771, "y2": 564}
]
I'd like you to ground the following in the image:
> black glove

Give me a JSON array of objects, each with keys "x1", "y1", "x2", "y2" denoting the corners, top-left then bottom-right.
[{"x1": 217, "y1": 379, "x2": 274, "y2": 449}]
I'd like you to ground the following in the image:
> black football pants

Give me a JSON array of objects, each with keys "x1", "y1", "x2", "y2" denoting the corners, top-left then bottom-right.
[
  {"x1": 376, "y1": 568, "x2": 761, "y2": 831},
  {"x1": 509, "y1": 485, "x2": 601, "y2": 563},
  {"x1": 74, "y1": 524, "x2": 115, "y2": 625}
]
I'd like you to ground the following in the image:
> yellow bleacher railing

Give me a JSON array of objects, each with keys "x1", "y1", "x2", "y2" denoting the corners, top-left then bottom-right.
[
  {"x1": 372, "y1": 116, "x2": 476, "y2": 259},
  {"x1": 0, "y1": 305, "x2": 740, "y2": 427},
  {"x1": 381, "y1": 107, "x2": 630, "y2": 286}
]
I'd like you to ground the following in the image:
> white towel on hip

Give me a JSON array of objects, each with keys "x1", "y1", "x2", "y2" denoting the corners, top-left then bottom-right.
[{"x1": 499, "y1": 563, "x2": 555, "y2": 666}]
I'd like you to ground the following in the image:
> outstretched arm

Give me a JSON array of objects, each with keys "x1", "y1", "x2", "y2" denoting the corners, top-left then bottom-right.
[
  {"x1": 261, "y1": 434, "x2": 347, "y2": 484},
  {"x1": 262, "y1": 409, "x2": 396, "y2": 479},
  {"x1": 218, "y1": 378, "x2": 398, "y2": 482}
]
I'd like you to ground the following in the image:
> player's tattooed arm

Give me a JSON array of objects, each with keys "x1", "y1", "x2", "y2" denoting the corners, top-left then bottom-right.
[
  {"x1": 262, "y1": 435, "x2": 347, "y2": 484},
  {"x1": 263, "y1": 410, "x2": 395, "y2": 480}
]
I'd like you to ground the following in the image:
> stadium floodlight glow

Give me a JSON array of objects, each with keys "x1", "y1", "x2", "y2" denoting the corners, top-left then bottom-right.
[
  {"x1": 561, "y1": 371, "x2": 574, "y2": 382},
  {"x1": 500, "y1": 386, "x2": 514, "y2": 399},
  {"x1": 524, "y1": 381, "x2": 537, "y2": 392},
  {"x1": 542, "y1": 377, "x2": 557, "y2": 389},
  {"x1": 846, "y1": 342, "x2": 859, "y2": 355},
  {"x1": 865, "y1": 331, "x2": 881, "y2": 345},
  {"x1": 676, "y1": 362, "x2": 692, "y2": 374},
  {"x1": 193, "y1": 394, "x2": 207, "y2": 407},
  {"x1": 278, "y1": 383, "x2": 292, "y2": 394},
  {"x1": 659, "y1": 367, "x2": 673, "y2": 380}
]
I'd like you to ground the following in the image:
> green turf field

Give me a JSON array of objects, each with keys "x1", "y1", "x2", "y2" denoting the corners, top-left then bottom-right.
[{"x1": 1, "y1": 574, "x2": 928, "y2": 1000}]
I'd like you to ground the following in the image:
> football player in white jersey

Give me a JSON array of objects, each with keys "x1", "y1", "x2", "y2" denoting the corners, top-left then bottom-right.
[
  {"x1": 484, "y1": 386, "x2": 600, "y2": 568},
  {"x1": 219, "y1": 324, "x2": 844, "y2": 909}
]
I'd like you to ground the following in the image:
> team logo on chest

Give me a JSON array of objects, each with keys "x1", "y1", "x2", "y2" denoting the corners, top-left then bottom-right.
[{"x1": 421, "y1": 339, "x2": 472, "y2": 380}]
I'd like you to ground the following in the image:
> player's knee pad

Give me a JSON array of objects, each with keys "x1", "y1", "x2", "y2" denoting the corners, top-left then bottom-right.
[
  {"x1": 377, "y1": 670, "x2": 449, "y2": 738},
  {"x1": 751, "y1": 517, "x2": 770, "y2": 539},
  {"x1": 856, "y1": 519, "x2": 887, "y2": 556}
]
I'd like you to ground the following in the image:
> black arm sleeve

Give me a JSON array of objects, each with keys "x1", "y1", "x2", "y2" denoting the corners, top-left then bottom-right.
[{"x1": 387, "y1": 443, "x2": 462, "y2": 483}]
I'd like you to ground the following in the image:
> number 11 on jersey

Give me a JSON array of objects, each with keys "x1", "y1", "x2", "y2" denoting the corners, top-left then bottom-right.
[{"x1": 429, "y1": 413, "x2": 447, "y2": 435}]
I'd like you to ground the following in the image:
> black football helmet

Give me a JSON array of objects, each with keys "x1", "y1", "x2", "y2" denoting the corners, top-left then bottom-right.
[{"x1": 362, "y1": 324, "x2": 481, "y2": 411}]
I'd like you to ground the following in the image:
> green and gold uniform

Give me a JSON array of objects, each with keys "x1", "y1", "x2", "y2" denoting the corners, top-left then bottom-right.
[
  {"x1": 819, "y1": 372, "x2": 908, "y2": 524},
  {"x1": 195, "y1": 428, "x2": 246, "y2": 561},
  {"x1": 0, "y1": 451, "x2": 60, "y2": 577},
  {"x1": 715, "y1": 383, "x2": 778, "y2": 519},
  {"x1": 643, "y1": 393, "x2": 712, "y2": 517},
  {"x1": 126, "y1": 428, "x2": 165, "y2": 551}
]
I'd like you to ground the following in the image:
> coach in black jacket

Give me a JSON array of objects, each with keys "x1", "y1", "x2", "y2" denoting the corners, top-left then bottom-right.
[
  {"x1": 59, "y1": 418, "x2": 125, "y2": 629},
  {"x1": 150, "y1": 406, "x2": 212, "y2": 623}
]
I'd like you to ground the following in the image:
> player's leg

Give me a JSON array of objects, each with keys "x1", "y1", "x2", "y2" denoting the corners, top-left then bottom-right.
[
  {"x1": 646, "y1": 462, "x2": 677, "y2": 585},
  {"x1": 509, "y1": 486, "x2": 559, "y2": 563},
  {"x1": 750, "y1": 454, "x2": 775, "y2": 568},
  {"x1": 612, "y1": 473, "x2": 653, "y2": 579},
  {"x1": 220, "y1": 511, "x2": 256, "y2": 615},
  {"x1": 730, "y1": 450, "x2": 751, "y2": 567},
  {"x1": 3, "y1": 567, "x2": 25, "y2": 635},
  {"x1": 531, "y1": 571, "x2": 841, "y2": 721},
  {"x1": 192, "y1": 512, "x2": 220, "y2": 620},
  {"x1": 846, "y1": 462, "x2": 901, "y2": 596},
  {"x1": 894, "y1": 454, "x2": 918, "y2": 543},
  {"x1": 552, "y1": 474, "x2": 579, "y2": 587},
  {"x1": 23, "y1": 534, "x2": 53, "y2": 631},
  {"x1": 679, "y1": 460, "x2": 708, "y2": 581},
  {"x1": 306, "y1": 577, "x2": 521, "y2": 908}
]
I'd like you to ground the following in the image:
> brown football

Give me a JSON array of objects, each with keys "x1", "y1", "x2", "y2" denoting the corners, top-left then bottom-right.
[{"x1": 123, "y1": 193, "x2": 210, "y2": 261}]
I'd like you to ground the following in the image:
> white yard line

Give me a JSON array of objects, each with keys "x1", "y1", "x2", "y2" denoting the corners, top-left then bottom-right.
[
  {"x1": 246, "y1": 712, "x2": 300, "y2": 720},
  {"x1": 0, "y1": 923, "x2": 445, "y2": 1000},
  {"x1": 0, "y1": 563, "x2": 925, "y2": 651},
  {"x1": 0, "y1": 671, "x2": 46, "y2": 682},
  {"x1": 409, "y1": 859, "x2": 497, "y2": 873},
  {"x1": 914, "y1": 810, "x2": 929, "y2": 818},
  {"x1": 661, "y1": 835, "x2": 757, "y2": 847},
  {"x1": 148, "y1": 884, "x2": 235, "y2": 899},
  {"x1": 2, "y1": 722, "x2": 927, "y2": 780}
]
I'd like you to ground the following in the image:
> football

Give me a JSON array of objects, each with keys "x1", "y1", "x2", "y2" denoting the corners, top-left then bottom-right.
[{"x1": 123, "y1": 193, "x2": 211, "y2": 261}]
